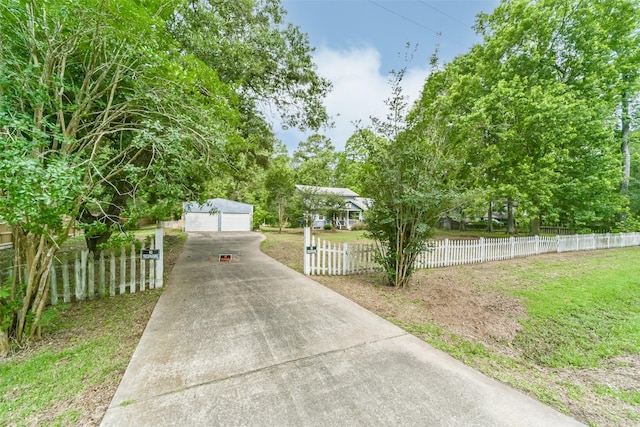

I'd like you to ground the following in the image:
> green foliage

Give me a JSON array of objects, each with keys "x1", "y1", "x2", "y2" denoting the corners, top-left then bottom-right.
[
  {"x1": 335, "y1": 128, "x2": 386, "y2": 195},
  {"x1": 265, "y1": 155, "x2": 295, "y2": 231},
  {"x1": 0, "y1": 279, "x2": 20, "y2": 332},
  {"x1": 364, "y1": 66, "x2": 463, "y2": 287},
  {"x1": 96, "y1": 233, "x2": 141, "y2": 253},
  {"x1": 168, "y1": 0, "x2": 330, "y2": 131},
  {"x1": 292, "y1": 134, "x2": 338, "y2": 187},
  {"x1": 350, "y1": 222, "x2": 367, "y2": 231},
  {"x1": 614, "y1": 215, "x2": 640, "y2": 232},
  {"x1": 425, "y1": 0, "x2": 640, "y2": 229}
]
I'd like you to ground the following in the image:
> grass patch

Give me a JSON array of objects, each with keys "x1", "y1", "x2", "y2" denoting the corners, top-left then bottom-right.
[
  {"x1": 0, "y1": 290, "x2": 162, "y2": 426},
  {"x1": 512, "y1": 249, "x2": 640, "y2": 368},
  {"x1": 594, "y1": 384, "x2": 640, "y2": 405}
]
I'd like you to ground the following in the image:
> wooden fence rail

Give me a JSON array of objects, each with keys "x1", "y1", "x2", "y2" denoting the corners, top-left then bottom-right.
[
  {"x1": 0, "y1": 222, "x2": 12, "y2": 249},
  {"x1": 304, "y1": 231, "x2": 640, "y2": 276},
  {"x1": 0, "y1": 237, "x2": 163, "y2": 305}
]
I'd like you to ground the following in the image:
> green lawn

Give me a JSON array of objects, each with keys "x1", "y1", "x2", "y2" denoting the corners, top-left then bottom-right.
[
  {"x1": 0, "y1": 290, "x2": 163, "y2": 426},
  {"x1": 512, "y1": 253, "x2": 640, "y2": 368}
]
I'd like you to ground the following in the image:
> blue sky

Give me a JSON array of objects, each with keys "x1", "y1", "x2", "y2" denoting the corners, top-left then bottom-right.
[{"x1": 277, "y1": 0, "x2": 499, "y2": 152}]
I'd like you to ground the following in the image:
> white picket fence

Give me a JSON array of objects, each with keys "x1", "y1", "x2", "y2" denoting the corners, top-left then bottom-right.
[
  {"x1": 1, "y1": 231, "x2": 164, "y2": 305},
  {"x1": 303, "y1": 230, "x2": 640, "y2": 276}
]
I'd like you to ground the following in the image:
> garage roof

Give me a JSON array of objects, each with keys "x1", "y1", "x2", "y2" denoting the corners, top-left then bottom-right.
[{"x1": 183, "y1": 198, "x2": 253, "y2": 214}]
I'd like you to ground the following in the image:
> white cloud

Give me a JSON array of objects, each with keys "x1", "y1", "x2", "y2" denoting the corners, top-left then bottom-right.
[{"x1": 277, "y1": 45, "x2": 430, "y2": 152}]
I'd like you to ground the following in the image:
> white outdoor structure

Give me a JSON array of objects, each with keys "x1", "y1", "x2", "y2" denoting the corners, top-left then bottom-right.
[{"x1": 183, "y1": 199, "x2": 253, "y2": 232}]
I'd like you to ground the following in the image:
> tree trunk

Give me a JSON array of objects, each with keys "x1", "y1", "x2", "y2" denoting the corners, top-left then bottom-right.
[
  {"x1": 620, "y1": 80, "x2": 631, "y2": 194},
  {"x1": 0, "y1": 330, "x2": 9, "y2": 357},
  {"x1": 530, "y1": 217, "x2": 540, "y2": 235},
  {"x1": 487, "y1": 201, "x2": 494, "y2": 232},
  {"x1": 507, "y1": 199, "x2": 516, "y2": 234},
  {"x1": 8, "y1": 227, "x2": 59, "y2": 344}
]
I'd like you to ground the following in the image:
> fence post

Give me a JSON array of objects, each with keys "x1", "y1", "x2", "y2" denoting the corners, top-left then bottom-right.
[
  {"x1": 149, "y1": 238, "x2": 155, "y2": 289},
  {"x1": 109, "y1": 250, "x2": 116, "y2": 296},
  {"x1": 311, "y1": 234, "x2": 316, "y2": 275},
  {"x1": 140, "y1": 246, "x2": 146, "y2": 292},
  {"x1": 510, "y1": 237, "x2": 515, "y2": 259},
  {"x1": 343, "y1": 243, "x2": 350, "y2": 274},
  {"x1": 479, "y1": 237, "x2": 485, "y2": 263},
  {"x1": 130, "y1": 243, "x2": 136, "y2": 293},
  {"x1": 119, "y1": 246, "x2": 126, "y2": 294},
  {"x1": 99, "y1": 252, "x2": 105, "y2": 297},
  {"x1": 80, "y1": 250, "x2": 88, "y2": 300},
  {"x1": 155, "y1": 224, "x2": 164, "y2": 288},
  {"x1": 74, "y1": 252, "x2": 82, "y2": 301},
  {"x1": 88, "y1": 252, "x2": 95, "y2": 300},
  {"x1": 62, "y1": 258, "x2": 71, "y2": 303},
  {"x1": 443, "y1": 239, "x2": 450, "y2": 267},
  {"x1": 303, "y1": 227, "x2": 311, "y2": 275},
  {"x1": 535, "y1": 235, "x2": 540, "y2": 255}
]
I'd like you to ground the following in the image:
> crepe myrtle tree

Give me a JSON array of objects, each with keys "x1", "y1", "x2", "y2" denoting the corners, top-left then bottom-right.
[{"x1": 363, "y1": 66, "x2": 463, "y2": 288}]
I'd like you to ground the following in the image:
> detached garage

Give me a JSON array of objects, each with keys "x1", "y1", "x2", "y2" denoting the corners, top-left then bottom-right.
[{"x1": 183, "y1": 199, "x2": 253, "y2": 232}]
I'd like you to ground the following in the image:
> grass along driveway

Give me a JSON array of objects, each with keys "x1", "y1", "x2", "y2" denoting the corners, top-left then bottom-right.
[{"x1": 260, "y1": 229, "x2": 640, "y2": 427}]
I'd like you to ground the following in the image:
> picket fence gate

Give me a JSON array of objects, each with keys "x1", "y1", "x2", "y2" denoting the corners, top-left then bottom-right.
[
  {"x1": 0, "y1": 230, "x2": 164, "y2": 306},
  {"x1": 303, "y1": 230, "x2": 640, "y2": 276}
]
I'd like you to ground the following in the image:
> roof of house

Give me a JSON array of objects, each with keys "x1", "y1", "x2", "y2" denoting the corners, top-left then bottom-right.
[
  {"x1": 352, "y1": 197, "x2": 373, "y2": 211},
  {"x1": 294, "y1": 185, "x2": 359, "y2": 198},
  {"x1": 183, "y1": 198, "x2": 253, "y2": 214}
]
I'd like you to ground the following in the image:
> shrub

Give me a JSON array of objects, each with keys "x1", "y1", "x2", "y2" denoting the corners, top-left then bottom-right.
[
  {"x1": 351, "y1": 221, "x2": 367, "y2": 231},
  {"x1": 323, "y1": 224, "x2": 333, "y2": 231}
]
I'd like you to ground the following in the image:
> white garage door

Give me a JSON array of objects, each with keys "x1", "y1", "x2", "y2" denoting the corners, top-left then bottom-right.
[
  {"x1": 221, "y1": 213, "x2": 251, "y2": 231},
  {"x1": 184, "y1": 213, "x2": 219, "y2": 232}
]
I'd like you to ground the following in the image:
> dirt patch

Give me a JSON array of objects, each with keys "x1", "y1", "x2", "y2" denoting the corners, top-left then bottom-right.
[{"x1": 313, "y1": 262, "x2": 527, "y2": 349}]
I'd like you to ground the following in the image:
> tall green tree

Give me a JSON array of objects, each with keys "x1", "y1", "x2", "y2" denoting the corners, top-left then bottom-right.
[
  {"x1": 168, "y1": 0, "x2": 331, "y2": 132},
  {"x1": 0, "y1": 0, "x2": 235, "y2": 353},
  {"x1": 334, "y1": 128, "x2": 384, "y2": 195},
  {"x1": 474, "y1": 0, "x2": 639, "y2": 227},
  {"x1": 291, "y1": 134, "x2": 338, "y2": 186},
  {"x1": 265, "y1": 155, "x2": 295, "y2": 232}
]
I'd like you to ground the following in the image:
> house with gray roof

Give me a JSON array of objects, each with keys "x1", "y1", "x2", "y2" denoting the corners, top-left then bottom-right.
[{"x1": 294, "y1": 185, "x2": 371, "y2": 230}]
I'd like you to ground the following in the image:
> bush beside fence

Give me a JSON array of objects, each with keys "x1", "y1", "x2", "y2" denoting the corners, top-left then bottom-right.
[{"x1": 304, "y1": 232, "x2": 640, "y2": 276}]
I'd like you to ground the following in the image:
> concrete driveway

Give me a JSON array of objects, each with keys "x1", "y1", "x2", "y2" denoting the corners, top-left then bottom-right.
[{"x1": 101, "y1": 232, "x2": 583, "y2": 426}]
